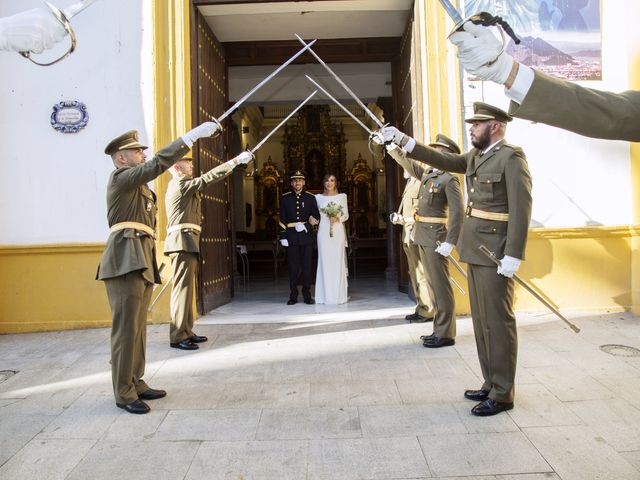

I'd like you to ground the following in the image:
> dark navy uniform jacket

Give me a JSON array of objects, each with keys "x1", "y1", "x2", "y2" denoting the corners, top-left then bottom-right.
[{"x1": 279, "y1": 190, "x2": 320, "y2": 246}]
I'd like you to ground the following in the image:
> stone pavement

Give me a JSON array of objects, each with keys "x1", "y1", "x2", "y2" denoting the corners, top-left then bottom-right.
[{"x1": 1, "y1": 277, "x2": 640, "y2": 479}]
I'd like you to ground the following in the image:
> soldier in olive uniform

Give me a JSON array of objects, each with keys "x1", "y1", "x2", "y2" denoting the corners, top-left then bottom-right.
[
  {"x1": 379, "y1": 102, "x2": 532, "y2": 416},
  {"x1": 389, "y1": 134, "x2": 464, "y2": 348},
  {"x1": 390, "y1": 173, "x2": 434, "y2": 323},
  {"x1": 97, "y1": 123, "x2": 219, "y2": 414},
  {"x1": 279, "y1": 170, "x2": 320, "y2": 305},
  {"x1": 164, "y1": 151, "x2": 253, "y2": 351}
]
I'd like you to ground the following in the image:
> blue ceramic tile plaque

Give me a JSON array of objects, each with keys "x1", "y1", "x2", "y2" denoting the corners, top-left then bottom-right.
[{"x1": 51, "y1": 101, "x2": 88, "y2": 133}]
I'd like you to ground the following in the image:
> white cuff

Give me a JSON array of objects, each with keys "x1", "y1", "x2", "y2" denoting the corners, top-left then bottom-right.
[
  {"x1": 226, "y1": 159, "x2": 237, "y2": 168},
  {"x1": 505, "y1": 64, "x2": 534, "y2": 105},
  {"x1": 404, "y1": 137, "x2": 416, "y2": 153}
]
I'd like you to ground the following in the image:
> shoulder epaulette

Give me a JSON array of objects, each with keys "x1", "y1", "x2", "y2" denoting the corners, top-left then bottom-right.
[{"x1": 283, "y1": 191, "x2": 292, "y2": 195}]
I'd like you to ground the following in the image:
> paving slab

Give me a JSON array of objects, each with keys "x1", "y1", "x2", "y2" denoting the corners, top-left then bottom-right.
[
  {"x1": 307, "y1": 437, "x2": 429, "y2": 480},
  {"x1": 186, "y1": 440, "x2": 308, "y2": 480},
  {"x1": 419, "y1": 432, "x2": 551, "y2": 478},
  {"x1": 523, "y1": 425, "x2": 640, "y2": 480}
]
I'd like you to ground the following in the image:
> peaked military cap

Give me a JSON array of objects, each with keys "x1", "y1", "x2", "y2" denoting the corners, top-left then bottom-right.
[
  {"x1": 429, "y1": 133, "x2": 461, "y2": 154},
  {"x1": 104, "y1": 130, "x2": 148, "y2": 155},
  {"x1": 290, "y1": 169, "x2": 306, "y2": 180},
  {"x1": 464, "y1": 102, "x2": 513, "y2": 124}
]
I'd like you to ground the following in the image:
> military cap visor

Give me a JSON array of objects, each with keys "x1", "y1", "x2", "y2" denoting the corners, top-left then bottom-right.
[
  {"x1": 464, "y1": 102, "x2": 513, "y2": 124},
  {"x1": 290, "y1": 170, "x2": 306, "y2": 180},
  {"x1": 104, "y1": 130, "x2": 149, "y2": 155},
  {"x1": 428, "y1": 133, "x2": 461, "y2": 154}
]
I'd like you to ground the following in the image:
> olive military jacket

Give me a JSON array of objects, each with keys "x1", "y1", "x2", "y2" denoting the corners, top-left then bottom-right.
[
  {"x1": 96, "y1": 138, "x2": 190, "y2": 283},
  {"x1": 404, "y1": 140, "x2": 532, "y2": 266},
  {"x1": 164, "y1": 162, "x2": 234, "y2": 255},
  {"x1": 393, "y1": 150, "x2": 463, "y2": 249},
  {"x1": 397, "y1": 177, "x2": 420, "y2": 245},
  {"x1": 509, "y1": 70, "x2": 640, "y2": 142}
]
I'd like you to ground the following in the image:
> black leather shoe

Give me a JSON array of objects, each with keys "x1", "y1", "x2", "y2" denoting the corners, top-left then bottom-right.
[
  {"x1": 304, "y1": 298, "x2": 315, "y2": 305},
  {"x1": 287, "y1": 298, "x2": 297, "y2": 305},
  {"x1": 471, "y1": 398, "x2": 514, "y2": 416},
  {"x1": 464, "y1": 389, "x2": 490, "y2": 401},
  {"x1": 420, "y1": 334, "x2": 435, "y2": 341},
  {"x1": 170, "y1": 339, "x2": 199, "y2": 350},
  {"x1": 116, "y1": 399, "x2": 150, "y2": 414},
  {"x1": 423, "y1": 337, "x2": 455, "y2": 348},
  {"x1": 190, "y1": 334, "x2": 208, "y2": 343},
  {"x1": 139, "y1": 388, "x2": 167, "y2": 400},
  {"x1": 406, "y1": 313, "x2": 433, "y2": 323}
]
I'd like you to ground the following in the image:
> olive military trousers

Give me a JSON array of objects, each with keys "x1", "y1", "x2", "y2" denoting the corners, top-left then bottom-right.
[
  {"x1": 105, "y1": 271, "x2": 152, "y2": 405},
  {"x1": 419, "y1": 244, "x2": 456, "y2": 339},
  {"x1": 169, "y1": 251, "x2": 198, "y2": 344},
  {"x1": 403, "y1": 241, "x2": 434, "y2": 318},
  {"x1": 467, "y1": 264, "x2": 518, "y2": 403}
]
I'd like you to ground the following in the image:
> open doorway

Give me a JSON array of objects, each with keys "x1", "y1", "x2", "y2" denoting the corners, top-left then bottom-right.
[{"x1": 190, "y1": 0, "x2": 417, "y2": 312}]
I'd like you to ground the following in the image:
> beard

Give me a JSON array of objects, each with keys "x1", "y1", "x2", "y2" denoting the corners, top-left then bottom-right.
[{"x1": 471, "y1": 127, "x2": 491, "y2": 151}]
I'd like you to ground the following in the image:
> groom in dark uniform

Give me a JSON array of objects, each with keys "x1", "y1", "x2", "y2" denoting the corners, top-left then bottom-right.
[{"x1": 279, "y1": 170, "x2": 320, "y2": 305}]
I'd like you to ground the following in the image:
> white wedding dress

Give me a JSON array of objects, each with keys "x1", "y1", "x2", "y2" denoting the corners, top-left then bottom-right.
[{"x1": 315, "y1": 193, "x2": 349, "y2": 304}]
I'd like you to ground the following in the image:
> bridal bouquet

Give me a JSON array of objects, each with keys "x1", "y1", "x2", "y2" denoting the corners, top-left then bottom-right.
[{"x1": 320, "y1": 202, "x2": 344, "y2": 237}]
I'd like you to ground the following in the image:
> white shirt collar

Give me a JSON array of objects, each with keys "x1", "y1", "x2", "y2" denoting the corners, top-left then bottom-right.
[{"x1": 481, "y1": 139, "x2": 503, "y2": 155}]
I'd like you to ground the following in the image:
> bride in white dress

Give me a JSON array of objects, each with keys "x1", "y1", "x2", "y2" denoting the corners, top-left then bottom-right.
[{"x1": 315, "y1": 174, "x2": 349, "y2": 304}]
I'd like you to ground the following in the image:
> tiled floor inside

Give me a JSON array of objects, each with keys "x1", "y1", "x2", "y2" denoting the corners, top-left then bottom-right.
[{"x1": 1, "y1": 274, "x2": 640, "y2": 479}]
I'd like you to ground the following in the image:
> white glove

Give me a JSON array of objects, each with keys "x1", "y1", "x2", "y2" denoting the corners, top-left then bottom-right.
[
  {"x1": 449, "y1": 22, "x2": 514, "y2": 85},
  {"x1": 0, "y1": 8, "x2": 67, "y2": 54},
  {"x1": 435, "y1": 242, "x2": 454, "y2": 257},
  {"x1": 280, "y1": 239, "x2": 289, "y2": 247},
  {"x1": 497, "y1": 255, "x2": 521, "y2": 278},
  {"x1": 181, "y1": 122, "x2": 221, "y2": 148},
  {"x1": 233, "y1": 151, "x2": 254, "y2": 165},
  {"x1": 372, "y1": 126, "x2": 407, "y2": 146},
  {"x1": 294, "y1": 222, "x2": 307, "y2": 233},
  {"x1": 389, "y1": 212, "x2": 404, "y2": 225}
]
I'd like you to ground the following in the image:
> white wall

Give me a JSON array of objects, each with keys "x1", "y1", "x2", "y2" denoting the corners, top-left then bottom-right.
[
  {"x1": 461, "y1": 0, "x2": 633, "y2": 228},
  {"x1": 0, "y1": 0, "x2": 155, "y2": 244}
]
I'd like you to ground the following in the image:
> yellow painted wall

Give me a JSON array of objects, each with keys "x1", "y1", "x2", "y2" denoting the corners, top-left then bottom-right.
[
  {"x1": 449, "y1": 227, "x2": 632, "y2": 316},
  {"x1": 0, "y1": 244, "x2": 109, "y2": 333}
]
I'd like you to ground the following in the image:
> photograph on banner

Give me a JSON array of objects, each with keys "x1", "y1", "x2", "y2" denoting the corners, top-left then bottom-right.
[{"x1": 463, "y1": 0, "x2": 601, "y2": 80}]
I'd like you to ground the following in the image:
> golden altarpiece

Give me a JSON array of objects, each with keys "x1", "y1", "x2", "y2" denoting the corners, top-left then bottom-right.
[{"x1": 252, "y1": 105, "x2": 380, "y2": 239}]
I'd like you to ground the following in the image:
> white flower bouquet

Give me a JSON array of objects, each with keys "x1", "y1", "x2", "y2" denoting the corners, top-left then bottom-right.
[{"x1": 320, "y1": 201, "x2": 344, "y2": 237}]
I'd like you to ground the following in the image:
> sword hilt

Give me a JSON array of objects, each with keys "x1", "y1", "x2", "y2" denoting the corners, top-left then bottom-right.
[
  {"x1": 19, "y1": 1, "x2": 77, "y2": 66},
  {"x1": 459, "y1": 11, "x2": 521, "y2": 45}
]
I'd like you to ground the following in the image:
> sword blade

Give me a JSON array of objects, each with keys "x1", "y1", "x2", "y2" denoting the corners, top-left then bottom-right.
[
  {"x1": 250, "y1": 90, "x2": 317, "y2": 153},
  {"x1": 218, "y1": 40, "x2": 317, "y2": 124},
  {"x1": 148, "y1": 274, "x2": 173, "y2": 312},
  {"x1": 295, "y1": 34, "x2": 384, "y2": 129},
  {"x1": 437, "y1": 0, "x2": 464, "y2": 25},
  {"x1": 305, "y1": 75, "x2": 373, "y2": 135},
  {"x1": 449, "y1": 275, "x2": 466, "y2": 295},
  {"x1": 436, "y1": 240, "x2": 468, "y2": 278},
  {"x1": 62, "y1": 0, "x2": 98, "y2": 20},
  {"x1": 448, "y1": 253, "x2": 468, "y2": 279},
  {"x1": 478, "y1": 245, "x2": 580, "y2": 333}
]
